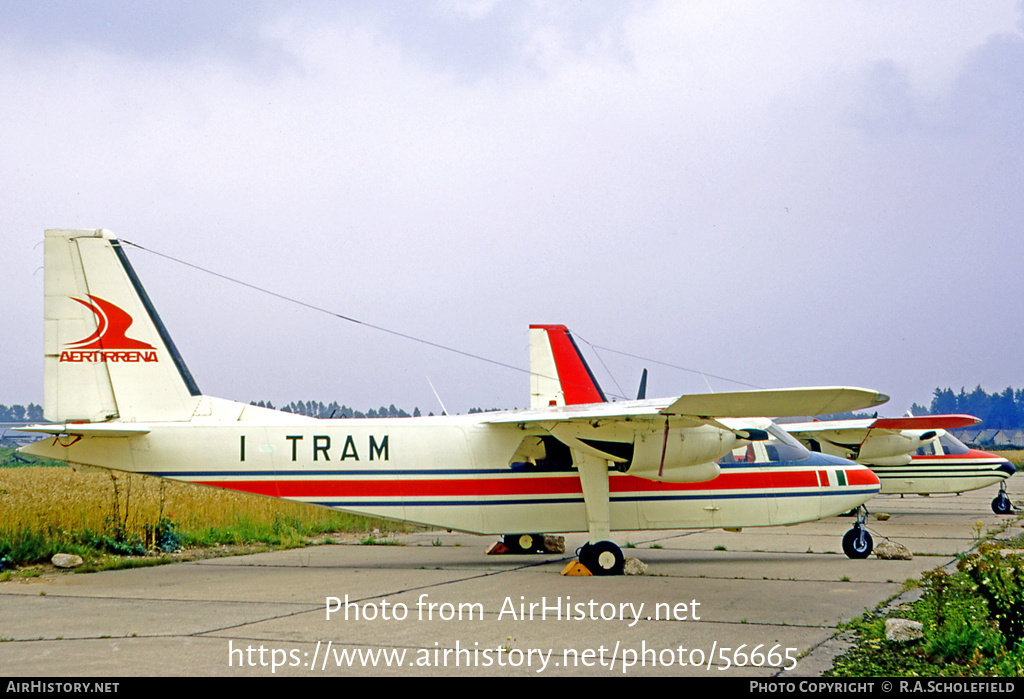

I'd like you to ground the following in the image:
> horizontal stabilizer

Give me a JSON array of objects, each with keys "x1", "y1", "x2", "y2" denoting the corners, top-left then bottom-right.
[{"x1": 15, "y1": 423, "x2": 151, "y2": 438}]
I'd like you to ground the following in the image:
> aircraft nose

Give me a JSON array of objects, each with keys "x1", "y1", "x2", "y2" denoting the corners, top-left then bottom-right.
[
  {"x1": 997, "y1": 460, "x2": 1016, "y2": 477},
  {"x1": 861, "y1": 464, "x2": 881, "y2": 488}
]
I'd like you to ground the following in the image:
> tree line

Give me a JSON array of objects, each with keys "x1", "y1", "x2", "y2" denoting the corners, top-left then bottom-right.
[
  {"x1": 252, "y1": 400, "x2": 421, "y2": 419},
  {"x1": 911, "y1": 386, "x2": 1024, "y2": 430},
  {"x1": 0, "y1": 404, "x2": 43, "y2": 422},
  {"x1": 1, "y1": 400, "x2": 498, "y2": 422}
]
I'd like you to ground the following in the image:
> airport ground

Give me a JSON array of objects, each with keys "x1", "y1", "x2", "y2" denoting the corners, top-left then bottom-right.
[{"x1": 1, "y1": 476, "x2": 1021, "y2": 678}]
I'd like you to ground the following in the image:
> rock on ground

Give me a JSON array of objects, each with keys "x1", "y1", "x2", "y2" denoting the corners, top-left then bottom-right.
[{"x1": 51, "y1": 553, "x2": 84, "y2": 569}]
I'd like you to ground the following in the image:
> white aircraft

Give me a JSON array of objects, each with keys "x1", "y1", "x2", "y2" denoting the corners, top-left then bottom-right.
[
  {"x1": 18, "y1": 230, "x2": 890, "y2": 574},
  {"x1": 782, "y1": 415, "x2": 1017, "y2": 515},
  {"x1": 527, "y1": 324, "x2": 894, "y2": 558}
]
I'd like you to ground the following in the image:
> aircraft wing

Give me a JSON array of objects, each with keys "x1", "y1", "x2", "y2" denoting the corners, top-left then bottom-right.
[
  {"x1": 784, "y1": 413, "x2": 980, "y2": 437},
  {"x1": 486, "y1": 386, "x2": 889, "y2": 425},
  {"x1": 659, "y1": 386, "x2": 889, "y2": 418},
  {"x1": 782, "y1": 413, "x2": 981, "y2": 464},
  {"x1": 484, "y1": 398, "x2": 692, "y2": 427},
  {"x1": 484, "y1": 386, "x2": 887, "y2": 472}
]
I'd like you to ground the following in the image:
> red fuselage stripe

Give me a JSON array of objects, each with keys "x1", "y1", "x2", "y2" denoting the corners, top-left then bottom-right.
[{"x1": 193, "y1": 469, "x2": 874, "y2": 498}]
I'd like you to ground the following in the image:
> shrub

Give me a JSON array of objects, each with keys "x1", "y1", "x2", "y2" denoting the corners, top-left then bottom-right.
[{"x1": 957, "y1": 542, "x2": 1024, "y2": 648}]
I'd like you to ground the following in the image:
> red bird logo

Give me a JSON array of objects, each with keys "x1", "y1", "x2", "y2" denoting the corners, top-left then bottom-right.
[{"x1": 65, "y1": 295, "x2": 156, "y2": 351}]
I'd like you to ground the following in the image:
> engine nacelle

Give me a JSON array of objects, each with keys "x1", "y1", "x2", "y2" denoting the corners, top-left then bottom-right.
[
  {"x1": 626, "y1": 424, "x2": 737, "y2": 483},
  {"x1": 858, "y1": 431, "x2": 931, "y2": 462},
  {"x1": 628, "y1": 459, "x2": 721, "y2": 483}
]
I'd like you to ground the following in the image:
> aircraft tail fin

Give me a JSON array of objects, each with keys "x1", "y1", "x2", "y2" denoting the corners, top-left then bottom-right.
[
  {"x1": 528, "y1": 324, "x2": 606, "y2": 409},
  {"x1": 43, "y1": 229, "x2": 201, "y2": 423}
]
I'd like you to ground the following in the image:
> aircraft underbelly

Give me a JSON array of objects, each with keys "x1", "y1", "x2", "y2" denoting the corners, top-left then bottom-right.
[{"x1": 873, "y1": 459, "x2": 1009, "y2": 495}]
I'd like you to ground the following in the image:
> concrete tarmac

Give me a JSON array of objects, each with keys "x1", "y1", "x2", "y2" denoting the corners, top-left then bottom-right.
[{"x1": 1, "y1": 477, "x2": 1021, "y2": 678}]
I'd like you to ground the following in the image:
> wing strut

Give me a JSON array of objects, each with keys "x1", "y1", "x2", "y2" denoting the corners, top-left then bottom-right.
[
  {"x1": 658, "y1": 418, "x2": 670, "y2": 478},
  {"x1": 573, "y1": 450, "x2": 626, "y2": 575},
  {"x1": 574, "y1": 450, "x2": 611, "y2": 544}
]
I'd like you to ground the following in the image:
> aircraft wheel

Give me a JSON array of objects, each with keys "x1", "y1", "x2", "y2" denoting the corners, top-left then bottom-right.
[
  {"x1": 992, "y1": 493, "x2": 1014, "y2": 515},
  {"x1": 503, "y1": 533, "x2": 541, "y2": 554},
  {"x1": 579, "y1": 540, "x2": 625, "y2": 575},
  {"x1": 842, "y1": 526, "x2": 873, "y2": 559}
]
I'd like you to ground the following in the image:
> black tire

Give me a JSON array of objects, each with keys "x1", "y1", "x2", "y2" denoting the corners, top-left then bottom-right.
[
  {"x1": 579, "y1": 540, "x2": 625, "y2": 575},
  {"x1": 842, "y1": 527, "x2": 873, "y2": 559},
  {"x1": 503, "y1": 533, "x2": 538, "y2": 554},
  {"x1": 992, "y1": 493, "x2": 1014, "y2": 515}
]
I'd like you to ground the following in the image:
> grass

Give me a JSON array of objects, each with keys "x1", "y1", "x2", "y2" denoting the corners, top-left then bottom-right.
[
  {"x1": 0, "y1": 448, "x2": 409, "y2": 573},
  {"x1": 359, "y1": 535, "x2": 401, "y2": 546},
  {"x1": 826, "y1": 540, "x2": 1024, "y2": 677},
  {"x1": 993, "y1": 449, "x2": 1024, "y2": 469}
]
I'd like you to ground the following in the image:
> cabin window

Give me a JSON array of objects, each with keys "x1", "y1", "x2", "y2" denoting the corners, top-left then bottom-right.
[
  {"x1": 938, "y1": 432, "x2": 970, "y2": 455},
  {"x1": 718, "y1": 425, "x2": 809, "y2": 464}
]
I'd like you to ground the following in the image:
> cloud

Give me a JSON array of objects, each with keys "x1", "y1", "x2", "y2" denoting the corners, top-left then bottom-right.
[
  {"x1": 3, "y1": 1, "x2": 1023, "y2": 413},
  {"x1": 948, "y1": 31, "x2": 1024, "y2": 135}
]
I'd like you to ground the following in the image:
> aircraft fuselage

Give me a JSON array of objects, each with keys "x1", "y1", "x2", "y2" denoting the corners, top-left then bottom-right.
[{"x1": 22, "y1": 408, "x2": 879, "y2": 536}]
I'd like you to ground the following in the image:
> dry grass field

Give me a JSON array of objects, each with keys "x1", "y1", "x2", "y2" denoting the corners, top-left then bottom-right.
[
  {"x1": 0, "y1": 452, "x2": 403, "y2": 566},
  {"x1": 993, "y1": 449, "x2": 1024, "y2": 467},
  {"x1": 1, "y1": 465, "x2": 375, "y2": 534}
]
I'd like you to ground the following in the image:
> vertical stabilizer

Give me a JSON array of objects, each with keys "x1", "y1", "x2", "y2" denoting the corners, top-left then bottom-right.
[
  {"x1": 44, "y1": 229, "x2": 201, "y2": 423},
  {"x1": 528, "y1": 324, "x2": 605, "y2": 409}
]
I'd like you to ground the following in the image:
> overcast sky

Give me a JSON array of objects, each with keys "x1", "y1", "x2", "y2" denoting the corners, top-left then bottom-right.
[{"x1": 2, "y1": 1, "x2": 1022, "y2": 417}]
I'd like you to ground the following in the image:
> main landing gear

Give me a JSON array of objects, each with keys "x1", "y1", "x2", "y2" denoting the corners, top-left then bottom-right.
[
  {"x1": 992, "y1": 485, "x2": 1016, "y2": 515},
  {"x1": 502, "y1": 533, "x2": 547, "y2": 554},
  {"x1": 842, "y1": 507, "x2": 873, "y2": 559},
  {"x1": 499, "y1": 534, "x2": 625, "y2": 575},
  {"x1": 577, "y1": 540, "x2": 626, "y2": 576},
  {"x1": 500, "y1": 450, "x2": 630, "y2": 575}
]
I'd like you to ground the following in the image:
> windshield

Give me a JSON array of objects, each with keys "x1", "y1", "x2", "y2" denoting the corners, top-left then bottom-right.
[
  {"x1": 916, "y1": 432, "x2": 970, "y2": 456},
  {"x1": 718, "y1": 423, "x2": 810, "y2": 464},
  {"x1": 938, "y1": 432, "x2": 970, "y2": 455}
]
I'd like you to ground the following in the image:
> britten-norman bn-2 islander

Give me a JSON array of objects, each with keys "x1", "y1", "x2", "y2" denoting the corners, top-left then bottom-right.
[
  {"x1": 20, "y1": 230, "x2": 888, "y2": 574},
  {"x1": 527, "y1": 324, "x2": 898, "y2": 559},
  {"x1": 782, "y1": 415, "x2": 1017, "y2": 515}
]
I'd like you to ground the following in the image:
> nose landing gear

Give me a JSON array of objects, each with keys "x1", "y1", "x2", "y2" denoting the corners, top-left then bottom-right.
[
  {"x1": 992, "y1": 485, "x2": 1016, "y2": 515},
  {"x1": 842, "y1": 508, "x2": 873, "y2": 559}
]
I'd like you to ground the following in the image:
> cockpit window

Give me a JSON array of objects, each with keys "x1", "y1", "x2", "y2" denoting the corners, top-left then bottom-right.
[
  {"x1": 938, "y1": 432, "x2": 970, "y2": 455},
  {"x1": 718, "y1": 424, "x2": 810, "y2": 464},
  {"x1": 718, "y1": 444, "x2": 758, "y2": 463},
  {"x1": 765, "y1": 424, "x2": 812, "y2": 462},
  {"x1": 915, "y1": 432, "x2": 970, "y2": 457}
]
